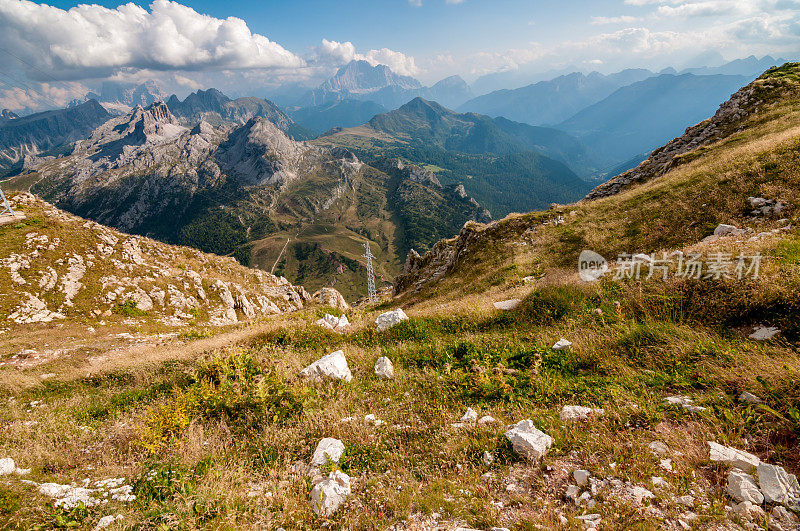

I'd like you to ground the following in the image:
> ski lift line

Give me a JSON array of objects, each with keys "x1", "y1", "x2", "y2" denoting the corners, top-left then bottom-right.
[
  {"x1": 0, "y1": 69, "x2": 64, "y2": 109},
  {"x1": 0, "y1": 46, "x2": 63, "y2": 85}
]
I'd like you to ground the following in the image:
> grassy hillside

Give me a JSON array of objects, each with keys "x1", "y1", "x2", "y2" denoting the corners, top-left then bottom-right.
[{"x1": 1, "y1": 65, "x2": 799, "y2": 531}]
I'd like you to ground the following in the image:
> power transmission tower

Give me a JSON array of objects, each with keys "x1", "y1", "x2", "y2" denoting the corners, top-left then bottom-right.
[
  {"x1": 363, "y1": 241, "x2": 377, "y2": 303},
  {"x1": 0, "y1": 185, "x2": 14, "y2": 216}
]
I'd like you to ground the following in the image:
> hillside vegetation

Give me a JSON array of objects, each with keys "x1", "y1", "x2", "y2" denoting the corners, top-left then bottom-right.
[{"x1": 0, "y1": 65, "x2": 799, "y2": 531}]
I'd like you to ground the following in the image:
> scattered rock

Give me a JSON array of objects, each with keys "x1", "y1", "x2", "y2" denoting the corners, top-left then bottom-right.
[
  {"x1": 651, "y1": 476, "x2": 669, "y2": 489},
  {"x1": 375, "y1": 308, "x2": 408, "y2": 331},
  {"x1": 482, "y1": 451, "x2": 494, "y2": 466},
  {"x1": 310, "y1": 470, "x2": 351, "y2": 517},
  {"x1": 727, "y1": 470, "x2": 764, "y2": 504},
  {"x1": 311, "y1": 287, "x2": 349, "y2": 310},
  {"x1": 708, "y1": 441, "x2": 761, "y2": 471},
  {"x1": 316, "y1": 313, "x2": 350, "y2": 333},
  {"x1": 732, "y1": 500, "x2": 766, "y2": 521},
  {"x1": 714, "y1": 224, "x2": 746, "y2": 237},
  {"x1": 477, "y1": 415, "x2": 497, "y2": 426},
  {"x1": 771, "y1": 506, "x2": 799, "y2": 529},
  {"x1": 739, "y1": 391, "x2": 762, "y2": 404},
  {"x1": 664, "y1": 396, "x2": 706, "y2": 412},
  {"x1": 757, "y1": 462, "x2": 800, "y2": 506},
  {"x1": 310, "y1": 438, "x2": 345, "y2": 469},
  {"x1": 749, "y1": 326, "x2": 781, "y2": 341},
  {"x1": 574, "y1": 469, "x2": 591, "y2": 487},
  {"x1": 493, "y1": 299, "x2": 521, "y2": 311},
  {"x1": 552, "y1": 338, "x2": 572, "y2": 350},
  {"x1": 0, "y1": 458, "x2": 14, "y2": 475},
  {"x1": 461, "y1": 408, "x2": 478, "y2": 422},
  {"x1": 649, "y1": 441, "x2": 670, "y2": 456},
  {"x1": 299, "y1": 350, "x2": 353, "y2": 382},
  {"x1": 374, "y1": 357, "x2": 394, "y2": 379},
  {"x1": 94, "y1": 515, "x2": 122, "y2": 530},
  {"x1": 560, "y1": 405, "x2": 604, "y2": 421},
  {"x1": 504, "y1": 419, "x2": 554, "y2": 461},
  {"x1": 676, "y1": 495, "x2": 695, "y2": 507}
]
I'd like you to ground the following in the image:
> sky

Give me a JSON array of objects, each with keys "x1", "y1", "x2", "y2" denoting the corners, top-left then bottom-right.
[{"x1": 0, "y1": 0, "x2": 798, "y2": 111}]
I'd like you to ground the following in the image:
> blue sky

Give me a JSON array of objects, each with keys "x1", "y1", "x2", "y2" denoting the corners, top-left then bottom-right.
[{"x1": 0, "y1": 0, "x2": 798, "y2": 110}]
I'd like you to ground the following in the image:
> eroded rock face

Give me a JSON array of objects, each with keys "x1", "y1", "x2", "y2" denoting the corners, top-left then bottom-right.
[
  {"x1": 758, "y1": 463, "x2": 800, "y2": 506},
  {"x1": 504, "y1": 419, "x2": 553, "y2": 461},
  {"x1": 312, "y1": 288, "x2": 349, "y2": 310},
  {"x1": 727, "y1": 470, "x2": 764, "y2": 504}
]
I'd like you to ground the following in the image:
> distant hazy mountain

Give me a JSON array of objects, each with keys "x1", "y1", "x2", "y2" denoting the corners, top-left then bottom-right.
[
  {"x1": 470, "y1": 66, "x2": 581, "y2": 96},
  {"x1": 71, "y1": 80, "x2": 167, "y2": 115},
  {"x1": 557, "y1": 73, "x2": 749, "y2": 162},
  {"x1": 681, "y1": 55, "x2": 790, "y2": 78},
  {"x1": 297, "y1": 60, "x2": 473, "y2": 111},
  {"x1": 0, "y1": 99, "x2": 111, "y2": 177},
  {"x1": 289, "y1": 99, "x2": 387, "y2": 135},
  {"x1": 166, "y1": 88, "x2": 312, "y2": 139},
  {"x1": 458, "y1": 69, "x2": 654, "y2": 126},
  {"x1": 315, "y1": 97, "x2": 594, "y2": 216}
]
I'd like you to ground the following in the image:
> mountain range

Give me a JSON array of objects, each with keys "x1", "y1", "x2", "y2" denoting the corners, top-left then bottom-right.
[
  {"x1": 8, "y1": 102, "x2": 491, "y2": 299},
  {"x1": 70, "y1": 80, "x2": 167, "y2": 115},
  {"x1": 0, "y1": 100, "x2": 111, "y2": 178}
]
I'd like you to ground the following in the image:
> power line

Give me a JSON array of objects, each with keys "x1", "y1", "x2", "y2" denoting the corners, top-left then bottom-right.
[{"x1": 0, "y1": 69, "x2": 67, "y2": 110}]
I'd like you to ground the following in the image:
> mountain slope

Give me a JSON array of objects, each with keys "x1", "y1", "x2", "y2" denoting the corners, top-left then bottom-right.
[
  {"x1": 557, "y1": 73, "x2": 749, "y2": 162},
  {"x1": 9, "y1": 102, "x2": 490, "y2": 299},
  {"x1": 166, "y1": 88, "x2": 312, "y2": 139},
  {"x1": 289, "y1": 99, "x2": 387, "y2": 135},
  {"x1": 458, "y1": 69, "x2": 654, "y2": 126},
  {"x1": 0, "y1": 100, "x2": 111, "y2": 178}
]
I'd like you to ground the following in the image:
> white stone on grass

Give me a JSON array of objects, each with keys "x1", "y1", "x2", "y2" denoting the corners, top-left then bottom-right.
[
  {"x1": 649, "y1": 441, "x2": 669, "y2": 455},
  {"x1": 757, "y1": 462, "x2": 800, "y2": 506},
  {"x1": 708, "y1": 441, "x2": 760, "y2": 471},
  {"x1": 461, "y1": 408, "x2": 478, "y2": 422},
  {"x1": 375, "y1": 309, "x2": 408, "y2": 331},
  {"x1": 477, "y1": 415, "x2": 497, "y2": 426},
  {"x1": 574, "y1": 469, "x2": 590, "y2": 486},
  {"x1": 560, "y1": 405, "x2": 604, "y2": 421},
  {"x1": 374, "y1": 357, "x2": 394, "y2": 379},
  {"x1": 310, "y1": 438, "x2": 345, "y2": 469},
  {"x1": 732, "y1": 501, "x2": 766, "y2": 521},
  {"x1": 299, "y1": 350, "x2": 352, "y2": 382},
  {"x1": 310, "y1": 471, "x2": 351, "y2": 517},
  {"x1": 651, "y1": 476, "x2": 669, "y2": 489},
  {"x1": 0, "y1": 458, "x2": 14, "y2": 475},
  {"x1": 493, "y1": 299, "x2": 521, "y2": 311},
  {"x1": 552, "y1": 338, "x2": 572, "y2": 350},
  {"x1": 749, "y1": 326, "x2": 780, "y2": 340},
  {"x1": 504, "y1": 419, "x2": 553, "y2": 461},
  {"x1": 739, "y1": 391, "x2": 762, "y2": 404},
  {"x1": 727, "y1": 470, "x2": 764, "y2": 504}
]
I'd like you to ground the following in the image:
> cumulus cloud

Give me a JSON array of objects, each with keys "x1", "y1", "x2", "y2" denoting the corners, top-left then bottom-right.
[
  {"x1": 0, "y1": 81, "x2": 89, "y2": 112},
  {"x1": 590, "y1": 15, "x2": 641, "y2": 25},
  {"x1": 0, "y1": 0, "x2": 303, "y2": 81},
  {"x1": 313, "y1": 39, "x2": 420, "y2": 77}
]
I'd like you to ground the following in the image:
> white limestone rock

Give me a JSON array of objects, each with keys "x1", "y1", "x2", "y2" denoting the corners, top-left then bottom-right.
[
  {"x1": 552, "y1": 338, "x2": 572, "y2": 350},
  {"x1": 727, "y1": 470, "x2": 764, "y2": 504},
  {"x1": 708, "y1": 441, "x2": 760, "y2": 471},
  {"x1": 312, "y1": 287, "x2": 350, "y2": 311},
  {"x1": 310, "y1": 438, "x2": 345, "y2": 469},
  {"x1": 375, "y1": 308, "x2": 409, "y2": 331},
  {"x1": 749, "y1": 326, "x2": 781, "y2": 341},
  {"x1": 300, "y1": 350, "x2": 353, "y2": 382},
  {"x1": 574, "y1": 469, "x2": 590, "y2": 487},
  {"x1": 310, "y1": 470, "x2": 351, "y2": 517},
  {"x1": 560, "y1": 405, "x2": 604, "y2": 421},
  {"x1": 0, "y1": 457, "x2": 14, "y2": 475},
  {"x1": 461, "y1": 408, "x2": 478, "y2": 422},
  {"x1": 739, "y1": 391, "x2": 762, "y2": 404},
  {"x1": 757, "y1": 462, "x2": 800, "y2": 506},
  {"x1": 374, "y1": 357, "x2": 394, "y2": 379},
  {"x1": 477, "y1": 415, "x2": 497, "y2": 426},
  {"x1": 493, "y1": 299, "x2": 521, "y2": 311},
  {"x1": 504, "y1": 419, "x2": 554, "y2": 461}
]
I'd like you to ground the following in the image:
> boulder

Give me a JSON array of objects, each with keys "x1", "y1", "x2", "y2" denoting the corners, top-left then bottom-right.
[
  {"x1": 493, "y1": 299, "x2": 521, "y2": 311},
  {"x1": 749, "y1": 326, "x2": 781, "y2": 341},
  {"x1": 310, "y1": 438, "x2": 345, "y2": 469},
  {"x1": 0, "y1": 458, "x2": 14, "y2": 475},
  {"x1": 739, "y1": 391, "x2": 762, "y2": 404},
  {"x1": 552, "y1": 338, "x2": 572, "y2": 350},
  {"x1": 708, "y1": 441, "x2": 760, "y2": 471},
  {"x1": 310, "y1": 470, "x2": 351, "y2": 517},
  {"x1": 649, "y1": 441, "x2": 669, "y2": 456},
  {"x1": 504, "y1": 419, "x2": 554, "y2": 461},
  {"x1": 714, "y1": 224, "x2": 745, "y2": 237},
  {"x1": 374, "y1": 357, "x2": 394, "y2": 379},
  {"x1": 560, "y1": 405, "x2": 604, "y2": 421},
  {"x1": 757, "y1": 462, "x2": 800, "y2": 506},
  {"x1": 461, "y1": 408, "x2": 478, "y2": 422},
  {"x1": 375, "y1": 308, "x2": 408, "y2": 331},
  {"x1": 574, "y1": 469, "x2": 590, "y2": 486},
  {"x1": 732, "y1": 501, "x2": 766, "y2": 521},
  {"x1": 316, "y1": 313, "x2": 350, "y2": 333},
  {"x1": 771, "y1": 506, "x2": 799, "y2": 528},
  {"x1": 299, "y1": 350, "x2": 353, "y2": 382},
  {"x1": 477, "y1": 415, "x2": 497, "y2": 426},
  {"x1": 727, "y1": 470, "x2": 764, "y2": 504},
  {"x1": 312, "y1": 288, "x2": 350, "y2": 311}
]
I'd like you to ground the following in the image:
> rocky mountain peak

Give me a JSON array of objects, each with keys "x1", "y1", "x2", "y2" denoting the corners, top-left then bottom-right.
[
  {"x1": 0, "y1": 109, "x2": 19, "y2": 122},
  {"x1": 321, "y1": 60, "x2": 422, "y2": 94}
]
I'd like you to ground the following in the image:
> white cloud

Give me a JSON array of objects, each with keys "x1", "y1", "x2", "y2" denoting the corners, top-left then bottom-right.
[
  {"x1": 0, "y1": 0, "x2": 303, "y2": 81},
  {"x1": 314, "y1": 39, "x2": 420, "y2": 77},
  {"x1": 408, "y1": 0, "x2": 423, "y2": 6},
  {"x1": 0, "y1": 81, "x2": 88, "y2": 113},
  {"x1": 590, "y1": 15, "x2": 641, "y2": 25}
]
